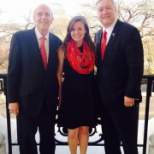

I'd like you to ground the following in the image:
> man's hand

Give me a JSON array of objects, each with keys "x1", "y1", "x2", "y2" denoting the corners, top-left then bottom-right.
[
  {"x1": 8, "y1": 102, "x2": 19, "y2": 115},
  {"x1": 124, "y1": 96, "x2": 135, "y2": 107}
]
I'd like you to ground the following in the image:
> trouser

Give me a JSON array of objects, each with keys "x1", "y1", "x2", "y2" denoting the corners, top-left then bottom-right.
[
  {"x1": 17, "y1": 103, "x2": 55, "y2": 154},
  {"x1": 100, "y1": 104, "x2": 139, "y2": 154}
]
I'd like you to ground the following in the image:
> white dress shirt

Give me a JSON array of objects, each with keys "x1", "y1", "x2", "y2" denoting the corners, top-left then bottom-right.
[
  {"x1": 35, "y1": 27, "x2": 49, "y2": 62},
  {"x1": 102, "y1": 18, "x2": 118, "y2": 45}
]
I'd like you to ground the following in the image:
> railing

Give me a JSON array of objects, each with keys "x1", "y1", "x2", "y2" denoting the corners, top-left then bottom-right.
[{"x1": 0, "y1": 73, "x2": 154, "y2": 154}]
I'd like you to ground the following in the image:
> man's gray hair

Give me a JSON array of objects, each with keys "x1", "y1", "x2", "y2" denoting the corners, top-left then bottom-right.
[{"x1": 96, "y1": 0, "x2": 115, "y2": 6}]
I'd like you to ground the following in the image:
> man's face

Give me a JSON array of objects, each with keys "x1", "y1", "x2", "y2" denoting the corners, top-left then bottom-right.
[
  {"x1": 33, "y1": 4, "x2": 53, "y2": 35},
  {"x1": 96, "y1": 0, "x2": 117, "y2": 28}
]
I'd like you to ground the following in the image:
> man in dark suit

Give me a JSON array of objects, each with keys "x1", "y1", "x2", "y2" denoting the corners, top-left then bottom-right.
[
  {"x1": 7, "y1": 4, "x2": 62, "y2": 154},
  {"x1": 95, "y1": 0, "x2": 143, "y2": 154}
]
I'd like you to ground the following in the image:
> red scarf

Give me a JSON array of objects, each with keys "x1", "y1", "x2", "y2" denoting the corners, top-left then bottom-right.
[{"x1": 67, "y1": 40, "x2": 95, "y2": 74}]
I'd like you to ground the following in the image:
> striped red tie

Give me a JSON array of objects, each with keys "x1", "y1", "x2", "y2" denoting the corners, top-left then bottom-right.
[
  {"x1": 40, "y1": 36, "x2": 47, "y2": 68},
  {"x1": 101, "y1": 30, "x2": 107, "y2": 60}
]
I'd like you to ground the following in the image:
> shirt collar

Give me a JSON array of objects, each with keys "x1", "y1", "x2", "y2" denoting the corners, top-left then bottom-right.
[
  {"x1": 35, "y1": 27, "x2": 49, "y2": 40},
  {"x1": 102, "y1": 18, "x2": 117, "y2": 32}
]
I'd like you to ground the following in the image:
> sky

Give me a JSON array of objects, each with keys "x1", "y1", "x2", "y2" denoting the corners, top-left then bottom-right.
[
  {"x1": 0, "y1": 0, "x2": 89, "y2": 23},
  {"x1": 0, "y1": 0, "x2": 141, "y2": 24}
]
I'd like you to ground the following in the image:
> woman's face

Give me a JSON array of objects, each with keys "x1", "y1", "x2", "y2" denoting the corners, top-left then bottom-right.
[{"x1": 70, "y1": 21, "x2": 86, "y2": 47}]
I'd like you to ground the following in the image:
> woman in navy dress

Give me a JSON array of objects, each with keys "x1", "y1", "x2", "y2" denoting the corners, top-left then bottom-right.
[{"x1": 57, "y1": 15, "x2": 96, "y2": 154}]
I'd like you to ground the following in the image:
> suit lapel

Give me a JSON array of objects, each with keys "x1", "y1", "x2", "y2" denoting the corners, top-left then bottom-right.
[
  {"x1": 48, "y1": 33, "x2": 58, "y2": 70},
  {"x1": 104, "y1": 20, "x2": 121, "y2": 60},
  {"x1": 95, "y1": 29, "x2": 103, "y2": 65},
  {"x1": 29, "y1": 28, "x2": 44, "y2": 66},
  {"x1": 98, "y1": 29, "x2": 103, "y2": 46},
  {"x1": 48, "y1": 33, "x2": 53, "y2": 68}
]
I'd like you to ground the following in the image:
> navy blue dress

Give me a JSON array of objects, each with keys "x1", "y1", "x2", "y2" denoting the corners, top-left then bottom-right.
[{"x1": 58, "y1": 57, "x2": 97, "y2": 129}]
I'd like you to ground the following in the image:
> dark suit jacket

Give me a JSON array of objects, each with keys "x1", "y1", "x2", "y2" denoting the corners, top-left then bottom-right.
[
  {"x1": 95, "y1": 19, "x2": 144, "y2": 109},
  {"x1": 7, "y1": 28, "x2": 62, "y2": 117}
]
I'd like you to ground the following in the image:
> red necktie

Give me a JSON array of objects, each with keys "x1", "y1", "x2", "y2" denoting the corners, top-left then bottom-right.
[
  {"x1": 101, "y1": 30, "x2": 107, "y2": 60},
  {"x1": 40, "y1": 36, "x2": 47, "y2": 68}
]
